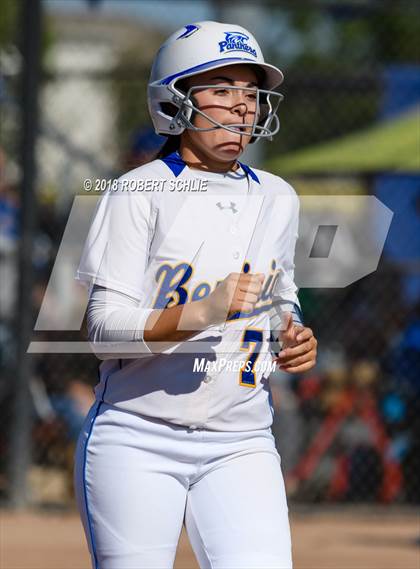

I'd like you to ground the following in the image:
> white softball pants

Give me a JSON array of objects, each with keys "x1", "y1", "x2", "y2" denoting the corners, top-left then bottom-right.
[{"x1": 74, "y1": 401, "x2": 293, "y2": 569}]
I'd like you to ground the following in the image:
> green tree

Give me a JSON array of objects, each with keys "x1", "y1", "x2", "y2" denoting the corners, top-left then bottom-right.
[{"x1": 262, "y1": 1, "x2": 419, "y2": 159}]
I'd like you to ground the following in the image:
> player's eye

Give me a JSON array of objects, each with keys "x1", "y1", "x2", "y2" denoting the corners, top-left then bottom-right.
[
  {"x1": 246, "y1": 92, "x2": 257, "y2": 101},
  {"x1": 213, "y1": 87, "x2": 230, "y2": 96}
]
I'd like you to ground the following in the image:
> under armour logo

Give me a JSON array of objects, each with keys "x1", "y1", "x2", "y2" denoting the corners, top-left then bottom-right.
[{"x1": 216, "y1": 201, "x2": 238, "y2": 213}]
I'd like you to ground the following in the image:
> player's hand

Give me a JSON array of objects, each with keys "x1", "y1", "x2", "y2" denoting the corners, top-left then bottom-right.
[
  {"x1": 203, "y1": 272, "x2": 265, "y2": 325},
  {"x1": 274, "y1": 312, "x2": 317, "y2": 373}
]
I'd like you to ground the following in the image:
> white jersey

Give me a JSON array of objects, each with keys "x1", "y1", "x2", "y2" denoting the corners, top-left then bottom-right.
[{"x1": 76, "y1": 152, "x2": 300, "y2": 431}]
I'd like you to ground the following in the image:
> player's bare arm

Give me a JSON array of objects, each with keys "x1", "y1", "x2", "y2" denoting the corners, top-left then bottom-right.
[{"x1": 144, "y1": 272, "x2": 265, "y2": 348}]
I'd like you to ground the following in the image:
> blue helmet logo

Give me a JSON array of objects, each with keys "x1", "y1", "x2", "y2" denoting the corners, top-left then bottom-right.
[
  {"x1": 219, "y1": 31, "x2": 257, "y2": 57},
  {"x1": 176, "y1": 24, "x2": 200, "y2": 40}
]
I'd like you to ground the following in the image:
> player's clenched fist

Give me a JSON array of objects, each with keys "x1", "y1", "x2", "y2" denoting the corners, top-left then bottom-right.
[
  {"x1": 274, "y1": 312, "x2": 318, "y2": 374},
  {"x1": 203, "y1": 272, "x2": 265, "y2": 325}
]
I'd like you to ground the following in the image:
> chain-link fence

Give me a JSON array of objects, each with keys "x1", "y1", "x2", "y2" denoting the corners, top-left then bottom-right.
[{"x1": 1, "y1": 0, "x2": 419, "y2": 510}]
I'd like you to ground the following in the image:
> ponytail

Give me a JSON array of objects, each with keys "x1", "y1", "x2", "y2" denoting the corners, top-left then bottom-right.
[{"x1": 156, "y1": 135, "x2": 181, "y2": 159}]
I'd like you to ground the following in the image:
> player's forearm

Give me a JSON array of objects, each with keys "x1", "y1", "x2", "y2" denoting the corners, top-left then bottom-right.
[
  {"x1": 87, "y1": 284, "x2": 214, "y2": 356},
  {"x1": 143, "y1": 298, "x2": 212, "y2": 347},
  {"x1": 145, "y1": 272, "x2": 266, "y2": 348}
]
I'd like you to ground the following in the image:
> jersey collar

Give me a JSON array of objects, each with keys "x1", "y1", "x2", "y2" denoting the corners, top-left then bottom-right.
[
  {"x1": 160, "y1": 151, "x2": 186, "y2": 177},
  {"x1": 161, "y1": 151, "x2": 260, "y2": 184},
  {"x1": 237, "y1": 161, "x2": 260, "y2": 184}
]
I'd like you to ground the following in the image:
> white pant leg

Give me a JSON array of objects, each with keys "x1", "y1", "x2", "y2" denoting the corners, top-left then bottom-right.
[
  {"x1": 185, "y1": 450, "x2": 293, "y2": 569},
  {"x1": 74, "y1": 402, "x2": 188, "y2": 569}
]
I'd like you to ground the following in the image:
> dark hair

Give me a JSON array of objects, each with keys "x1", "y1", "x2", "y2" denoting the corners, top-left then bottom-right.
[{"x1": 156, "y1": 135, "x2": 181, "y2": 159}]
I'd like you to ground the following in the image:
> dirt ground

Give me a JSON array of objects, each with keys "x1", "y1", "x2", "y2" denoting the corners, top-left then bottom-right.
[{"x1": 1, "y1": 507, "x2": 419, "y2": 569}]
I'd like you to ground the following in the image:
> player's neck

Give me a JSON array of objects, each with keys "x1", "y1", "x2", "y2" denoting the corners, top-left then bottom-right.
[{"x1": 179, "y1": 138, "x2": 239, "y2": 174}]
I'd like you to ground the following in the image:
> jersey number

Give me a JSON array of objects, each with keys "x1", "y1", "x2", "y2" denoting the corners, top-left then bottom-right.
[{"x1": 239, "y1": 328, "x2": 263, "y2": 388}]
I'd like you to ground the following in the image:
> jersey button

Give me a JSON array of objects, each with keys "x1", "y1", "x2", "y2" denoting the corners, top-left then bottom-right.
[
  {"x1": 230, "y1": 226, "x2": 237, "y2": 235},
  {"x1": 233, "y1": 251, "x2": 240, "y2": 259},
  {"x1": 203, "y1": 374, "x2": 212, "y2": 383}
]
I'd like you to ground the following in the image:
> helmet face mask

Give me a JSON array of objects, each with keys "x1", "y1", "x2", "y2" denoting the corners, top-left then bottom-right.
[
  {"x1": 149, "y1": 80, "x2": 284, "y2": 142},
  {"x1": 147, "y1": 21, "x2": 285, "y2": 144},
  {"x1": 170, "y1": 83, "x2": 283, "y2": 141}
]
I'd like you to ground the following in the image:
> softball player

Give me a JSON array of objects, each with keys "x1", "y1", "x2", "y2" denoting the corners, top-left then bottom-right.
[{"x1": 74, "y1": 21, "x2": 317, "y2": 569}]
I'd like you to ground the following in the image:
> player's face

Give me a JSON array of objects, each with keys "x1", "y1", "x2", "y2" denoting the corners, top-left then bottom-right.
[{"x1": 181, "y1": 65, "x2": 259, "y2": 164}]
